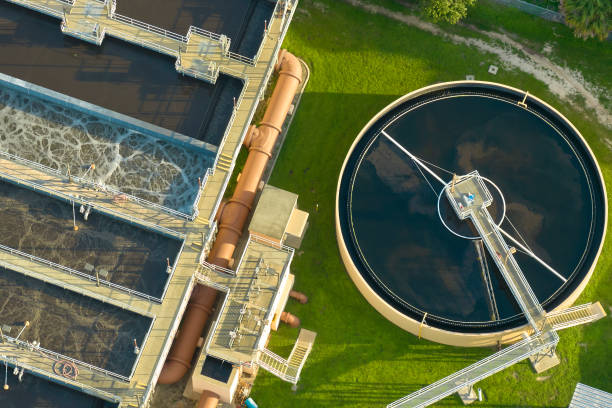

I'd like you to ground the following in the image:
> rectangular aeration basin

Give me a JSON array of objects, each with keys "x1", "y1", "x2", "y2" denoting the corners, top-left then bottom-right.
[
  {"x1": 0, "y1": 266, "x2": 152, "y2": 378},
  {"x1": 116, "y1": 0, "x2": 276, "y2": 59},
  {"x1": 0, "y1": 1, "x2": 244, "y2": 147},
  {"x1": 0, "y1": 180, "x2": 182, "y2": 299},
  {"x1": 0, "y1": 363, "x2": 119, "y2": 408}
]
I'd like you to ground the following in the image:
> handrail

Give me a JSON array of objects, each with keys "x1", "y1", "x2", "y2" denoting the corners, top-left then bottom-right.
[
  {"x1": 258, "y1": 348, "x2": 297, "y2": 383},
  {"x1": 0, "y1": 150, "x2": 199, "y2": 221},
  {"x1": 159, "y1": 238, "x2": 187, "y2": 301},
  {"x1": 210, "y1": 77, "x2": 250, "y2": 174},
  {"x1": 194, "y1": 270, "x2": 231, "y2": 293},
  {"x1": 260, "y1": 348, "x2": 288, "y2": 366},
  {"x1": 388, "y1": 331, "x2": 559, "y2": 408},
  {"x1": 127, "y1": 316, "x2": 155, "y2": 380},
  {"x1": 0, "y1": 355, "x2": 120, "y2": 403},
  {"x1": 250, "y1": 233, "x2": 295, "y2": 254},
  {"x1": 0, "y1": 241, "x2": 163, "y2": 303},
  {"x1": 177, "y1": 64, "x2": 219, "y2": 84},
  {"x1": 200, "y1": 259, "x2": 236, "y2": 277},
  {"x1": 227, "y1": 51, "x2": 256, "y2": 66},
  {"x1": 112, "y1": 13, "x2": 186, "y2": 43},
  {"x1": 0, "y1": 249, "x2": 153, "y2": 316},
  {"x1": 106, "y1": 26, "x2": 179, "y2": 57},
  {"x1": 199, "y1": 220, "x2": 218, "y2": 264},
  {"x1": 546, "y1": 302, "x2": 592, "y2": 318},
  {"x1": 192, "y1": 167, "x2": 213, "y2": 219},
  {"x1": 141, "y1": 275, "x2": 196, "y2": 408},
  {"x1": 61, "y1": 23, "x2": 105, "y2": 46},
  {"x1": 187, "y1": 26, "x2": 223, "y2": 42},
  {"x1": 0, "y1": 164, "x2": 182, "y2": 240},
  {"x1": 6, "y1": 0, "x2": 63, "y2": 18},
  {"x1": 0, "y1": 332, "x2": 133, "y2": 382}
]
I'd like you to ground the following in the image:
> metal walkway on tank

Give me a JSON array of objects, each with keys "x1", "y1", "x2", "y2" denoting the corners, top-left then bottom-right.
[
  {"x1": 5, "y1": 0, "x2": 289, "y2": 83},
  {"x1": 380, "y1": 130, "x2": 606, "y2": 408}
]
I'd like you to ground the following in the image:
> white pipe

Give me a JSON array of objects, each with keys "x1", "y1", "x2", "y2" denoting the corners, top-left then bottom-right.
[
  {"x1": 380, "y1": 130, "x2": 447, "y2": 185},
  {"x1": 499, "y1": 228, "x2": 567, "y2": 283}
]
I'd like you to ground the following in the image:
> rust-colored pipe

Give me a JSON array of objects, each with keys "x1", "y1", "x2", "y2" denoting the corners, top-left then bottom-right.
[
  {"x1": 197, "y1": 390, "x2": 220, "y2": 408},
  {"x1": 208, "y1": 50, "x2": 302, "y2": 268},
  {"x1": 289, "y1": 290, "x2": 308, "y2": 304},
  {"x1": 280, "y1": 311, "x2": 300, "y2": 328},
  {"x1": 157, "y1": 50, "x2": 302, "y2": 386},
  {"x1": 157, "y1": 285, "x2": 218, "y2": 384}
]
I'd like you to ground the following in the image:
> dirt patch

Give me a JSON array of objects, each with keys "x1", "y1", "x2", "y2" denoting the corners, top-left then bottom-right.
[{"x1": 343, "y1": 0, "x2": 612, "y2": 129}]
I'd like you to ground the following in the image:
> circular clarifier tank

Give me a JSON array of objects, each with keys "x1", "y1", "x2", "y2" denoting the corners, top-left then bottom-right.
[{"x1": 336, "y1": 81, "x2": 607, "y2": 346}]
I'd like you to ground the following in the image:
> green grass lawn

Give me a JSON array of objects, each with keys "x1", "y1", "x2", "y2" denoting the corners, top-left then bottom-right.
[{"x1": 249, "y1": 1, "x2": 612, "y2": 406}]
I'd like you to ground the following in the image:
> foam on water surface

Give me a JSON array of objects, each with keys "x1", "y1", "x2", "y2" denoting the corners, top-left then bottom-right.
[{"x1": 0, "y1": 87, "x2": 213, "y2": 214}]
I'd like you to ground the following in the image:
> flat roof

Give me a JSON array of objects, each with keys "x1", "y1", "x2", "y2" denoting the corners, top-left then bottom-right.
[
  {"x1": 0, "y1": 180, "x2": 183, "y2": 299},
  {"x1": 249, "y1": 185, "x2": 298, "y2": 241},
  {"x1": 0, "y1": 1, "x2": 244, "y2": 146},
  {"x1": 0, "y1": 266, "x2": 151, "y2": 377},
  {"x1": 116, "y1": 0, "x2": 276, "y2": 58}
]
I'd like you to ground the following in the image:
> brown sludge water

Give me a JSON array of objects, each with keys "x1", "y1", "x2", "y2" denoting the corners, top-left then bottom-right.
[
  {"x1": 0, "y1": 180, "x2": 182, "y2": 298},
  {"x1": 0, "y1": 266, "x2": 151, "y2": 377}
]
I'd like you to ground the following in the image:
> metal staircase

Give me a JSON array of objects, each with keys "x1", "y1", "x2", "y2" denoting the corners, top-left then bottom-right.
[
  {"x1": 216, "y1": 153, "x2": 233, "y2": 172},
  {"x1": 546, "y1": 302, "x2": 606, "y2": 331},
  {"x1": 257, "y1": 328, "x2": 316, "y2": 384}
]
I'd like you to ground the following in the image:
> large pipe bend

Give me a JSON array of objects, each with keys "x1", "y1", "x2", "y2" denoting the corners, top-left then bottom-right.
[
  {"x1": 157, "y1": 286, "x2": 218, "y2": 384},
  {"x1": 208, "y1": 50, "x2": 302, "y2": 268},
  {"x1": 159, "y1": 50, "x2": 302, "y2": 387},
  {"x1": 197, "y1": 390, "x2": 220, "y2": 408}
]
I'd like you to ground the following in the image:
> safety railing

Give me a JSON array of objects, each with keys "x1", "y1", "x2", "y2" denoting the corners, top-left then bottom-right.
[
  {"x1": 0, "y1": 330, "x2": 135, "y2": 382},
  {"x1": 176, "y1": 63, "x2": 220, "y2": 84},
  {"x1": 141, "y1": 275, "x2": 196, "y2": 408},
  {"x1": 194, "y1": 268, "x2": 232, "y2": 357},
  {"x1": 112, "y1": 13, "x2": 186, "y2": 43},
  {"x1": 127, "y1": 316, "x2": 155, "y2": 380},
  {"x1": 473, "y1": 207, "x2": 545, "y2": 330},
  {"x1": 0, "y1": 149, "x2": 199, "y2": 221},
  {"x1": 251, "y1": 233, "x2": 295, "y2": 254},
  {"x1": 226, "y1": 0, "x2": 290, "y2": 67},
  {"x1": 105, "y1": 25, "x2": 179, "y2": 57},
  {"x1": 200, "y1": 259, "x2": 236, "y2": 277},
  {"x1": 546, "y1": 303, "x2": 599, "y2": 330},
  {"x1": 210, "y1": 77, "x2": 250, "y2": 175},
  {"x1": 159, "y1": 239, "x2": 186, "y2": 301},
  {"x1": 388, "y1": 331, "x2": 559, "y2": 408},
  {"x1": 0, "y1": 355, "x2": 120, "y2": 403},
  {"x1": 0, "y1": 165, "x2": 183, "y2": 241},
  {"x1": 0, "y1": 247, "x2": 154, "y2": 316},
  {"x1": 194, "y1": 270, "x2": 231, "y2": 293},
  {"x1": 61, "y1": 21, "x2": 106, "y2": 46},
  {"x1": 257, "y1": 348, "x2": 297, "y2": 383},
  {"x1": 227, "y1": 51, "x2": 256, "y2": 66},
  {"x1": 0, "y1": 241, "x2": 164, "y2": 304},
  {"x1": 191, "y1": 167, "x2": 213, "y2": 221},
  {"x1": 198, "y1": 219, "x2": 218, "y2": 264},
  {"x1": 187, "y1": 26, "x2": 223, "y2": 42},
  {"x1": 6, "y1": 0, "x2": 63, "y2": 18}
]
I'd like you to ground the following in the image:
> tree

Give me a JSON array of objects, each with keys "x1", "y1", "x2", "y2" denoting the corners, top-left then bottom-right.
[
  {"x1": 561, "y1": 0, "x2": 612, "y2": 41},
  {"x1": 422, "y1": 0, "x2": 477, "y2": 24}
]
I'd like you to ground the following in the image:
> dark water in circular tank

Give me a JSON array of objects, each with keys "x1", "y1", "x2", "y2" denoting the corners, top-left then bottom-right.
[{"x1": 338, "y1": 85, "x2": 606, "y2": 333}]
